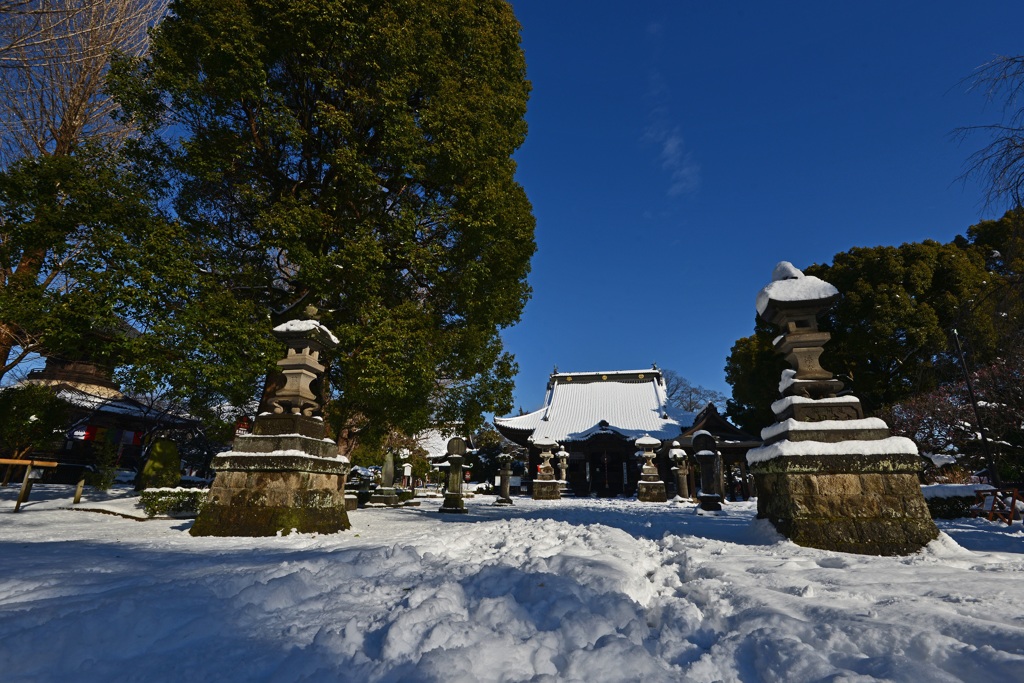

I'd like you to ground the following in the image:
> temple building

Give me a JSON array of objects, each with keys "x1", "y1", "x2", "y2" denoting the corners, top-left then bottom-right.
[{"x1": 495, "y1": 366, "x2": 760, "y2": 498}]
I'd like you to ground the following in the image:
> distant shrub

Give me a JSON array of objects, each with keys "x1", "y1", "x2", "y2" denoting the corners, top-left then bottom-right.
[
  {"x1": 926, "y1": 495, "x2": 976, "y2": 519},
  {"x1": 140, "y1": 488, "x2": 207, "y2": 517},
  {"x1": 137, "y1": 439, "x2": 182, "y2": 490}
]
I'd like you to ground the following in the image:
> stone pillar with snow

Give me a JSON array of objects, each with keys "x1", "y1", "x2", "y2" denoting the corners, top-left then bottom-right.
[
  {"x1": 669, "y1": 441, "x2": 690, "y2": 501},
  {"x1": 494, "y1": 452, "x2": 514, "y2": 506},
  {"x1": 191, "y1": 319, "x2": 351, "y2": 537},
  {"x1": 693, "y1": 431, "x2": 723, "y2": 511},
  {"x1": 746, "y1": 262, "x2": 938, "y2": 555}
]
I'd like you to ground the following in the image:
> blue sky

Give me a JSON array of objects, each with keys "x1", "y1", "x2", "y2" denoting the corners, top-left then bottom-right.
[{"x1": 499, "y1": 0, "x2": 1024, "y2": 414}]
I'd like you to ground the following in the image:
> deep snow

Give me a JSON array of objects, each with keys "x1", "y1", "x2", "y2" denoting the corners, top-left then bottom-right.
[{"x1": 1, "y1": 486, "x2": 1022, "y2": 682}]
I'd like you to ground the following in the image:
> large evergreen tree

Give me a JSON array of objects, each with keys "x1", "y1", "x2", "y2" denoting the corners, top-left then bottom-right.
[{"x1": 113, "y1": 0, "x2": 535, "y2": 442}]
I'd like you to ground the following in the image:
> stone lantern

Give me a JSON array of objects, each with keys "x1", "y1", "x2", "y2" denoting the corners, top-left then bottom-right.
[
  {"x1": 635, "y1": 434, "x2": 667, "y2": 502},
  {"x1": 439, "y1": 437, "x2": 468, "y2": 514},
  {"x1": 746, "y1": 262, "x2": 938, "y2": 555},
  {"x1": 668, "y1": 441, "x2": 690, "y2": 501},
  {"x1": 531, "y1": 436, "x2": 561, "y2": 500},
  {"x1": 556, "y1": 446, "x2": 571, "y2": 495},
  {"x1": 494, "y1": 452, "x2": 514, "y2": 506},
  {"x1": 191, "y1": 318, "x2": 350, "y2": 537}
]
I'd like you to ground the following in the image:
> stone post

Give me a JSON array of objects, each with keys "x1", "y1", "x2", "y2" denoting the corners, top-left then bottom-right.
[
  {"x1": 191, "y1": 318, "x2": 350, "y2": 537},
  {"x1": 531, "y1": 437, "x2": 561, "y2": 500},
  {"x1": 556, "y1": 447, "x2": 571, "y2": 496},
  {"x1": 439, "y1": 437, "x2": 468, "y2": 513},
  {"x1": 746, "y1": 261, "x2": 939, "y2": 555},
  {"x1": 693, "y1": 432, "x2": 723, "y2": 511},
  {"x1": 669, "y1": 441, "x2": 690, "y2": 500},
  {"x1": 369, "y1": 448, "x2": 400, "y2": 506},
  {"x1": 494, "y1": 452, "x2": 514, "y2": 506},
  {"x1": 635, "y1": 435, "x2": 667, "y2": 502}
]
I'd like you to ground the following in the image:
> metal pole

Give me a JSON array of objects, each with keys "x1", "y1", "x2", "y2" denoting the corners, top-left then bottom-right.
[{"x1": 952, "y1": 328, "x2": 1001, "y2": 487}]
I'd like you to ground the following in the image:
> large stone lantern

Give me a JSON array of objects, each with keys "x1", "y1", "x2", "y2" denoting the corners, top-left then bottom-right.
[
  {"x1": 531, "y1": 436, "x2": 561, "y2": 500},
  {"x1": 191, "y1": 319, "x2": 350, "y2": 537},
  {"x1": 635, "y1": 435, "x2": 667, "y2": 502},
  {"x1": 439, "y1": 437, "x2": 468, "y2": 514},
  {"x1": 746, "y1": 262, "x2": 938, "y2": 555}
]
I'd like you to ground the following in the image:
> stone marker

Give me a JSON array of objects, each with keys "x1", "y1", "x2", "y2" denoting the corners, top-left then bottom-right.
[
  {"x1": 635, "y1": 435, "x2": 668, "y2": 502},
  {"x1": 668, "y1": 441, "x2": 690, "y2": 500},
  {"x1": 746, "y1": 262, "x2": 938, "y2": 555},
  {"x1": 531, "y1": 436, "x2": 561, "y2": 500},
  {"x1": 693, "y1": 431, "x2": 723, "y2": 511},
  {"x1": 494, "y1": 452, "x2": 514, "y2": 506},
  {"x1": 191, "y1": 319, "x2": 350, "y2": 537},
  {"x1": 439, "y1": 437, "x2": 468, "y2": 513}
]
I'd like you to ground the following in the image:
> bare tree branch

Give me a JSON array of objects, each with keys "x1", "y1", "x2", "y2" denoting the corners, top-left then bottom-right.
[
  {"x1": 956, "y1": 55, "x2": 1024, "y2": 210},
  {"x1": 0, "y1": 0, "x2": 167, "y2": 166}
]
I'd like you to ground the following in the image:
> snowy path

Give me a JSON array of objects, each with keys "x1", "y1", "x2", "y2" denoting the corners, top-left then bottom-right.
[{"x1": 0, "y1": 486, "x2": 1022, "y2": 682}]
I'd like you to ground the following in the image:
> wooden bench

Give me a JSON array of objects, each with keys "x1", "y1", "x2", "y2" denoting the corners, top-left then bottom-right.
[
  {"x1": 0, "y1": 458, "x2": 86, "y2": 512},
  {"x1": 969, "y1": 488, "x2": 1020, "y2": 525}
]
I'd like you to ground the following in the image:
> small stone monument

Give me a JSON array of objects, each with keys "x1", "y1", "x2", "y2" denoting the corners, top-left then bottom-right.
[
  {"x1": 438, "y1": 437, "x2": 468, "y2": 513},
  {"x1": 693, "y1": 431, "x2": 723, "y2": 511},
  {"x1": 191, "y1": 319, "x2": 350, "y2": 537},
  {"x1": 368, "y1": 449, "x2": 400, "y2": 506},
  {"x1": 531, "y1": 436, "x2": 561, "y2": 500},
  {"x1": 669, "y1": 441, "x2": 690, "y2": 501},
  {"x1": 494, "y1": 452, "x2": 514, "y2": 506},
  {"x1": 746, "y1": 262, "x2": 938, "y2": 555},
  {"x1": 556, "y1": 446, "x2": 571, "y2": 496},
  {"x1": 635, "y1": 435, "x2": 668, "y2": 502}
]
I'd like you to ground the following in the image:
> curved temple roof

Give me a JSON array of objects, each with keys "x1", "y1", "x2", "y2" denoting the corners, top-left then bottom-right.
[{"x1": 495, "y1": 368, "x2": 696, "y2": 446}]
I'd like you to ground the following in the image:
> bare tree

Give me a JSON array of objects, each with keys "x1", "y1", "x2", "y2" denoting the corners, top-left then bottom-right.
[
  {"x1": 957, "y1": 55, "x2": 1024, "y2": 210},
  {"x1": 0, "y1": 0, "x2": 166, "y2": 164},
  {"x1": 662, "y1": 368, "x2": 726, "y2": 413}
]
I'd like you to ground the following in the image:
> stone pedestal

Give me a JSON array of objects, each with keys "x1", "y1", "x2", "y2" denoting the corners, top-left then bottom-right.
[
  {"x1": 532, "y1": 438, "x2": 561, "y2": 501},
  {"x1": 191, "y1": 434, "x2": 350, "y2": 536},
  {"x1": 368, "y1": 486, "x2": 400, "y2": 506},
  {"x1": 753, "y1": 452, "x2": 937, "y2": 555},
  {"x1": 636, "y1": 435, "x2": 667, "y2": 502}
]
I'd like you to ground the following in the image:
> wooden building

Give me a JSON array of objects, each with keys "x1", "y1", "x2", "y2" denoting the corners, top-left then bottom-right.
[{"x1": 495, "y1": 367, "x2": 760, "y2": 498}]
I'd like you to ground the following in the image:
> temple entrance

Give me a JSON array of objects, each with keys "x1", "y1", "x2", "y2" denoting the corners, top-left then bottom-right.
[{"x1": 588, "y1": 451, "x2": 626, "y2": 497}]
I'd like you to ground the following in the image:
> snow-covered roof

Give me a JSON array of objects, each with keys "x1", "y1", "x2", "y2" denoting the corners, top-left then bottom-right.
[{"x1": 495, "y1": 368, "x2": 695, "y2": 445}]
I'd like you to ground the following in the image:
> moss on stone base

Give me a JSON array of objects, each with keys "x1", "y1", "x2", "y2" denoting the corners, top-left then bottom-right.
[
  {"x1": 190, "y1": 503, "x2": 350, "y2": 537},
  {"x1": 769, "y1": 515, "x2": 938, "y2": 556}
]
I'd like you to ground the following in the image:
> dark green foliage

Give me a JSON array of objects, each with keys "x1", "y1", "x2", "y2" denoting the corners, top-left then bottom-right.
[
  {"x1": 724, "y1": 318, "x2": 787, "y2": 434},
  {"x1": 0, "y1": 384, "x2": 68, "y2": 458},
  {"x1": 136, "y1": 438, "x2": 182, "y2": 490},
  {"x1": 87, "y1": 441, "x2": 119, "y2": 491},
  {"x1": 140, "y1": 488, "x2": 208, "y2": 517},
  {"x1": 925, "y1": 495, "x2": 977, "y2": 520},
  {"x1": 726, "y1": 216, "x2": 1023, "y2": 432},
  {"x1": 112, "y1": 0, "x2": 535, "y2": 440}
]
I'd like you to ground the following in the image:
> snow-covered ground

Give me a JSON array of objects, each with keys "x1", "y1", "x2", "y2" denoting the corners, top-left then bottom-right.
[{"x1": 1, "y1": 486, "x2": 1022, "y2": 682}]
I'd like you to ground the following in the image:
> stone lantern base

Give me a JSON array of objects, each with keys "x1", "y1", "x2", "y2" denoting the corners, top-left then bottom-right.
[
  {"x1": 439, "y1": 492, "x2": 468, "y2": 513},
  {"x1": 637, "y1": 480, "x2": 667, "y2": 502},
  {"x1": 190, "y1": 434, "x2": 350, "y2": 537},
  {"x1": 751, "y1": 453, "x2": 938, "y2": 555},
  {"x1": 532, "y1": 480, "x2": 561, "y2": 500}
]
